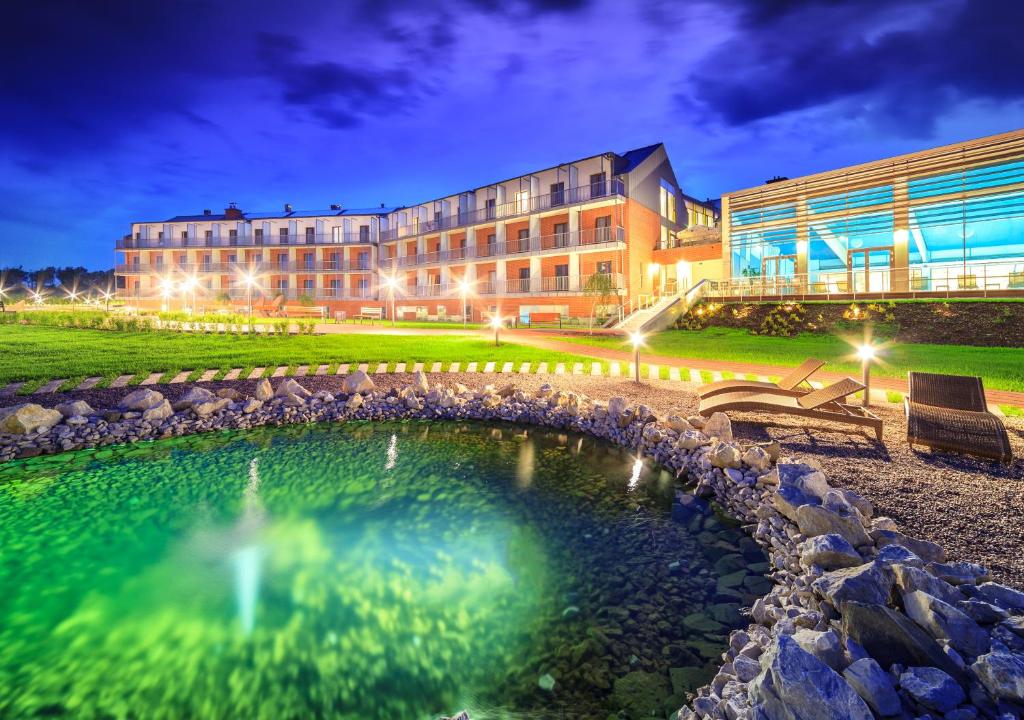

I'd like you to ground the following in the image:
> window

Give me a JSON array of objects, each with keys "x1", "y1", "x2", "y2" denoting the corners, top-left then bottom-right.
[
  {"x1": 434, "y1": 210, "x2": 442, "y2": 226},
  {"x1": 359, "y1": 225, "x2": 370, "y2": 242},
  {"x1": 519, "y1": 267, "x2": 530, "y2": 279},
  {"x1": 158, "y1": 231, "x2": 164, "y2": 240},
  {"x1": 303, "y1": 279, "x2": 314, "y2": 291},
  {"x1": 514, "y1": 228, "x2": 530, "y2": 253},
  {"x1": 228, "y1": 254, "x2": 237, "y2": 264},
  {"x1": 154, "y1": 256, "x2": 163, "y2": 267},
  {"x1": 590, "y1": 172, "x2": 606, "y2": 198},
  {"x1": 229, "y1": 229, "x2": 238, "y2": 246},
  {"x1": 328, "y1": 252, "x2": 340, "y2": 269},
  {"x1": 485, "y1": 198, "x2": 496, "y2": 220},
  {"x1": 303, "y1": 252, "x2": 314, "y2": 270},
  {"x1": 181, "y1": 231, "x2": 188, "y2": 240},
  {"x1": 660, "y1": 185, "x2": 677, "y2": 222},
  {"x1": 279, "y1": 228, "x2": 289, "y2": 245},
  {"x1": 204, "y1": 230, "x2": 213, "y2": 243},
  {"x1": 554, "y1": 222, "x2": 569, "y2": 247},
  {"x1": 305, "y1": 227, "x2": 315, "y2": 244},
  {"x1": 254, "y1": 228, "x2": 263, "y2": 245},
  {"x1": 596, "y1": 260, "x2": 612, "y2": 275},
  {"x1": 202, "y1": 254, "x2": 212, "y2": 271},
  {"x1": 329, "y1": 278, "x2": 340, "y2": 296},
  {"x1": 278, "y1": 254, "x2": 288, "y2": 270},
  {"x1": 554, "y1": 263, "x2": 569, "y2": 290},
  {"x1": 550, "y1": 182, "x2": 565, "y2": 207},
  {"x1": 487, "y1": 233, "x2": 496, "y2": 246},
  {"x1": 595, "y1": 215, "x2": 611, "y2": 243},
  {"x1": 357, "y1": 251, "x2": 369, "y2": 270}
]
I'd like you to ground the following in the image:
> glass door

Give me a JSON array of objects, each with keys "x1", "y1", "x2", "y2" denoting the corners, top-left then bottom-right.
[
  {"x1": 848, "y1": 247, "x2": 893, "y2": 293},
  {"x1": 761, "y1": 254, "x2": 797, "y2": 294}
]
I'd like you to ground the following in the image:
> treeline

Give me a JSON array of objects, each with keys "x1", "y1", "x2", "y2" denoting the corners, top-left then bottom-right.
[{"x1": 1, "y1": 266, "x2": 114, "y2": 295}]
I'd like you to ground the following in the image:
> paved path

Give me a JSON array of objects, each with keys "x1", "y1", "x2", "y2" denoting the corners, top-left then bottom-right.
[{"x1": 503, "y1": 331, "x2": 1024, "y2": 407}]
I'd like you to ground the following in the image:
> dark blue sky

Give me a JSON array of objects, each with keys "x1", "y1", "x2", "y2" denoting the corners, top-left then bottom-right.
[{"x1": 2, "y1": 0, "x2": 1022, "y2": 269}]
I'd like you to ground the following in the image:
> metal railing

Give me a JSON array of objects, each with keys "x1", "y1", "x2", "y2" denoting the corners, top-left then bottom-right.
[
  {"x1": 116, "y1": 232, "x2": 374, "y2": 250},
  {"x1": 379, "y1": 178, "x2": 626, "y2": 241},
  {"x1": 377, "y1": 226, "x2": 624, "y2": 268},
  {"x1": 707, "y1": 261, "x2": 1024, "y2": 301}
]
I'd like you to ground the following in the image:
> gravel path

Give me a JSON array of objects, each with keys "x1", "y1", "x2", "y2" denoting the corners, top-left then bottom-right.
[{"x1": 6, "y1": 372, "x2": 1024, "y2": 587}]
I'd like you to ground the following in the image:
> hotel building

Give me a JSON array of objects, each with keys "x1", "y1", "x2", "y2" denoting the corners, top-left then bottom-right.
[{"x1": 115, "y1": 144, "x2": 718, "y2": 321}]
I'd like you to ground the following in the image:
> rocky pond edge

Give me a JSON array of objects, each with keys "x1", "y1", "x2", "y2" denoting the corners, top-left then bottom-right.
[{"x1": 1, "y1": 372, "x2": 1022, "y2": 720}]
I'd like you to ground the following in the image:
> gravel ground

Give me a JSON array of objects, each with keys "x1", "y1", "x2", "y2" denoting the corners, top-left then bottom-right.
[{"x1": 6, "y1": 372, "x2": 1024, "y2": 587}]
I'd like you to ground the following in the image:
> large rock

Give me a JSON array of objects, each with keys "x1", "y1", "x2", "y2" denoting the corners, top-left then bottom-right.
[
  {"x1": 892, "y1": 563, "x2": 964, "y2": 606},
  {"x1": 773, "y1": 483, "x2": 820, "y2": 522},
  {"x1": 798, "y1": 534, "x2": 863, "y2": 571},
  {"x1": 871, "y1": 528, "x2": 946, "y2": 564},
  {"x1": 796, "y1": 504, "x2": 871, "y2": 548},
  {"x1": 172, "y1": 386, "x2": 215, "y2": 410},
  {"x1": 812, "y1": 561, "x2": 892, "y2": 609},
  {"x1": 410, "y1": 370, "x2": 429, "y2": 394},
  {"x1": 192, "y1": 397, "x2": 232, "y2": 417},
  {"x1": 791, "y1": 628, "x2": 845, "y2": 671},
  {"x1": 747, "y1": 635, "x2": 873, "y2": 720},
  {"x1": 742, "y1": 445, "x2": 771, "y2": 473},
  {"x1": 119, "y1": 388, "x2": 166, "y2": 411},
  {"x1": 676, "y1": 430, "x2": 707, "y2": 451},
  {"x1": 898, "y1": 666, "x2": 965, "y2": 712},
  {"x1": 841, "y1": 602, "x2": 966, "y2": 683},
  {"x1": 0, "y1": 403, "x2": 63, "y2": 434},
  {"x1": 901, "y1": 590, "x2": 990, "y2": 658},
  {"x1": 254, "y1": 378, "x2": 273, "y2": 401},
  {"x1": 977, "y1": 582, "x2": 1024, "y2": 612},
  {"x1": 667, "y1": 415, "x2": 694, "y2": 433},
  {"x1": 55, "y1": 400, "x2": 94, "y2": 418},
  {"x1": 708, "y1": 441, "x2": 741, "y2": 469},
  {"x1": 274, "y1": 378, "x2": 310, "y2": 398},
  {"x1": 141, "y1": 399, "x2": 173, "y2": 422},
  {"x1": 972, "y1": 650, "x2": 1024, "y2": 702},
  {"x1": 343, "y1": 370, "x2": 375, "y2": 394},
  {"x1": 927, "y1": 561, "x2": 990, "y2": 586},
  {"x1": 778, "y1": 463, "x2": 830, "y2": 498},
  {"x1": 843, "y1": 658, "x2": 901, "y2": 717},
  {"x1": 703, "y1": 411, "x2": 732, "y2": 442}
]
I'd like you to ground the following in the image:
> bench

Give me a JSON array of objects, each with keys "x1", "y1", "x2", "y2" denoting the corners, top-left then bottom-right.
[
  {"x1": 354, "y1": 307, "x2": 384, "y2": 323},
  {"x1": 527, "y1": 312, "x2": 563, "y2": 326},
  {"x1": 283, "y1": 305, "x2": 327, "y2": 319}
]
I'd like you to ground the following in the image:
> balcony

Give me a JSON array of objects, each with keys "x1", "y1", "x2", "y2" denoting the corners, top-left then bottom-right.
[
  {"x1": 379, "y1": 178, "x2": 627, "y2": 241},
  {"x1": 116, "y1": 260, "x2": 375, "y2": 274},
  {"x1": 503, "y1": 272, "x2": 624, "y2": 295},
  {"x1": 377, "y1": 226, "x2": 624, "y2": 269},
  {"x1": 116, "y1": 232, "x2": 374, "y2": 250}
]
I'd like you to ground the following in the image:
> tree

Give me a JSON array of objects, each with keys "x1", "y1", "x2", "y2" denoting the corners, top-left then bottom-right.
[{"x1": 582, "y1": 271, "x2": 617, "y2": 332}]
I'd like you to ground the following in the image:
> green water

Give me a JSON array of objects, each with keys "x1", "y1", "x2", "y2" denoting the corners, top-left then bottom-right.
[{"x1": 0, "y1": 421, "x2": 765, "y2": 719}]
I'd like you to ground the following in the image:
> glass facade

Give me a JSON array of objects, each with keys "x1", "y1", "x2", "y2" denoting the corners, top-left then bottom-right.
[{"x1": 726, "y1": 148, "x2": 1024, "y2": 294}]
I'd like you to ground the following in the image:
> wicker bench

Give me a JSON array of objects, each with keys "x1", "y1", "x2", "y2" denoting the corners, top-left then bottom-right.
[{"x1": 905, "y1": 372, "x2": 1012, "y2": 463}]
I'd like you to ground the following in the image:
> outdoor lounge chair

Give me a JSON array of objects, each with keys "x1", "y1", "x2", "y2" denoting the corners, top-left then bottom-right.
[
  {"x1": 905, "y1": 372, "x2": 1012, "y2": 463},
  {"x1": 698, "y1": 358, "x2": 825, "y2": 399},
  {"x1": 698, "y1": 377, "x2": 883, "y2": 440}
]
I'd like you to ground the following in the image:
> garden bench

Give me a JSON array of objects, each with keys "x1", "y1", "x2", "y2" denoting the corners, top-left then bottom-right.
[
  {"x1": 282, "y1": 305, "x2": 326, "y2": 319},
  {"x1": 354, "y1": 307, "x2": 384, "y2": 323}
]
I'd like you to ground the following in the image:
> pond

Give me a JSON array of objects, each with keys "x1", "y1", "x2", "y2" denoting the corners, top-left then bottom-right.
[{"x1": 0, "y1": 421, "x2": 769, "y2": 719}]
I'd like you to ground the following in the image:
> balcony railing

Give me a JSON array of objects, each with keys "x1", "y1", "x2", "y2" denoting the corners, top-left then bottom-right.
[
  {"x1": 706, "y1": 260, "x2": 1024, "y2": 301},
  {"x1": 116, "y1": 260, "x2": 376, "y2": 274},
  {"x1": 379, "y1": 178, "x2": 627, "y2": 241},
  {"x1": 377, "y1": 226, "x2": 624, "y2": 269},
  {"x1": 116, "y1": 232, "x2": 374, "y2": 250}
]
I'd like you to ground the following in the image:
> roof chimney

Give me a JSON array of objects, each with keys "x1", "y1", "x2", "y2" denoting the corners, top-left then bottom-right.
[
  {"x1": 380, "y1": 202, "x2": 385, "y2": 208},
  {"x1": 330, "y1": 203, "x2": 342, "y2": 210},
  {"x1": 284, "y1": 203, "x2": 293, "y2": 213},
  {"x1": 225, "y1": 202, "x2": 243, "y2": 220},
  {"x1": 203, "y1": 209, "x2": 212, "y2": 216}
]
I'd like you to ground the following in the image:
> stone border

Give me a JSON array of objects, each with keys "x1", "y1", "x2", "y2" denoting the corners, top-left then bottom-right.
[{"x1": 0, "y1": 374, "x2": 1021, "y2": 718}]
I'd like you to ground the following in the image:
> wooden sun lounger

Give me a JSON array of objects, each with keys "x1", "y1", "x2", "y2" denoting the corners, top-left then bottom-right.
[
  {"x1": 698, "y1": 377, "x2": 883, "y2": 440},
  {"x1": 698, "y1": 358, "x2": 825, "y2": 399},
  {"x1": 905, "y1": 372, "x2": 1012, "y2": 463}
]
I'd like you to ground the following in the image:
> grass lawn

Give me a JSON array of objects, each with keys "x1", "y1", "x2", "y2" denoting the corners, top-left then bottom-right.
[
  {"x1": 0, "y1": 325, "x2": 597, "y2": 391},
  {"x1": 556, "y1": 327, "x2": 1024, "y2": 393}
]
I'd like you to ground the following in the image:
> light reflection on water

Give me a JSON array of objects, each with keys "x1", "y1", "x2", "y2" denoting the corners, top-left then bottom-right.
[{"x1": 0, "y1": 420, "x2": 760, "y2": 719}]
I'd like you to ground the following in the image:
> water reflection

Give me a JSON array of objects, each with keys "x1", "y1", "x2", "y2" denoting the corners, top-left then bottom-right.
[{"x1": 232, "y1": 456, "x2": 265, "y2": 635}]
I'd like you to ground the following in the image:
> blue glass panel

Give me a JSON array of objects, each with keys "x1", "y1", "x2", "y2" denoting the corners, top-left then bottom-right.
[
  {"x1": 730, "y1": 202, "x2": 796, "y2": 227},
  {"x1": 909, "y1": 159, "x2": 1024, "y2": 199},
  {"x1": 807, "y1": 185, "x2": 893, "y2": 214}
]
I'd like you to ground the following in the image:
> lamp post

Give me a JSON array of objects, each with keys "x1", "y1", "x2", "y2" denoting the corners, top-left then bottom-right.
[
  {"x1": 241, "y1": 271, "x2": 259, "y2": 318},
  {"x1": 101, "y1": 290, "x2": 113, "y2": 313},
  {"x1": 458, "y1": 278, "x2": 470, "y2": 328},
  {"x1": 382, "y1": 275, "x2": 399, "y2": 326},
  {"x1": 630, "y1": 331, "x2": 644, "y2": 383},
  {"x1": 491, "y1": 315, "x2": 503, "y2": 346},
  {"x1": 857, "y1": 342, "x2": 877, "y2": 408}
]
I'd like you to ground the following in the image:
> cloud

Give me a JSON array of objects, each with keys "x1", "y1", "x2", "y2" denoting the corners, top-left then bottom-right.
[{"x1": 681, "y1": 0, "x2": 1024, "y2": 136}]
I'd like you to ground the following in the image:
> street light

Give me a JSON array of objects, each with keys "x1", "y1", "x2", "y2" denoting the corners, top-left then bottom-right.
[
  {"x1": 180, "y1": 276, "x2": 199, "y2": 314},
  {"x1": 382, "y1": 274, "x2": 399, "y2": 326},
  {"x1": 158, "y1": 277, "x2": 176, "y2": 312},
  {"x1": 100, "y1": 289, "x2": 113, "y2": 312},
  {"x1": 240, "y1": 271, "x2": 260, "y2": 318},
  {"x1": 857, "y1": 342, "x2": 878, "y2": 408},
  {"x1": 630, "y1": 331, "x2": 644, "y2": 383},
  {"x1": 457, "y1": 278, "x2": 472, "y2": 328},
  {"x1": 491, "y1": 314, "x2": 504, "y2": 346}
]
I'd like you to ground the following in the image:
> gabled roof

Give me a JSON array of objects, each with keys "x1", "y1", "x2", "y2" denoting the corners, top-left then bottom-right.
[{"x1": 614, "y1": 143, "x2": 662, "y2": 174}]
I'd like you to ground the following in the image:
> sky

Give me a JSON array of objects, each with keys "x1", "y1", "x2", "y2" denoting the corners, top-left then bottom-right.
[{"x1": 1, "y1": 0, "x2": 1022, "y2": 270}]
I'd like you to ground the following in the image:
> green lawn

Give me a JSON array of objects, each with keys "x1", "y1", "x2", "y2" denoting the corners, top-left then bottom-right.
[
  {"x1": 556, "y1": 327, "x2": 1024, "y2": 392},
  {"x1": 0, "y1": 325, "x2": 595, "y2": 391}
]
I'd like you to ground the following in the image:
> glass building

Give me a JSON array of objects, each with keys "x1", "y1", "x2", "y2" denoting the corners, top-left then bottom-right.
[{"x1": 720, "y1": 129, "x2": 1024, "y2": 296}]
